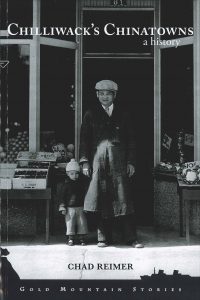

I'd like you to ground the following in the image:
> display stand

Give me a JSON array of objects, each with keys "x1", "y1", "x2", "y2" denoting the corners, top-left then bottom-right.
[
  {"x1": 177, "y1": 175, "x2": 200, "y2": 243},
  {"x1": 1, "y1": 188, "x2": 51, "y2": 244}
]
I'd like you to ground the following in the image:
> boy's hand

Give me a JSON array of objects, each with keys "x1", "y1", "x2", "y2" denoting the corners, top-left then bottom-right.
[
  {"x1": 61, "y1": 209, "x2": 67, "y2": 215},
  {"x1": 82, "y1": 162, "x2": 91, "y2": 177}
]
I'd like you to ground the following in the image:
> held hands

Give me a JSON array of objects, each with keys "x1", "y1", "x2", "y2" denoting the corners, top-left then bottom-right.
[
  {"x1": 82, "y1": 162, "x2": 91, "y2": 177},
  {"x1": 82, "y1": 162, "x2": 134, "y2": 177},
  {"x1": 59, "y1": 204, "x2": 67, "y2": 215},
  {"x1": 127, "y1": 164, "x2": 135, "y2": 177}
]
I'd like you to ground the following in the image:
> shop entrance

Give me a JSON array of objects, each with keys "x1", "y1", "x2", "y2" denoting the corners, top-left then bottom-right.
[
  {"x1": 81, "y1": 7, "x2": 155, "y2": 225},
  {"x1": 82, "y1": 58, "x2": 154, "y2": 225},
  {"x1": 81, "y1": 8, "x2": 154, "y2": 225}
]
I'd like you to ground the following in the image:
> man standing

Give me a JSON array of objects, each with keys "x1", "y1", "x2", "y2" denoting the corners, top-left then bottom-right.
[{"x1": 79, "y1": 80, "x2": 143, "y2": 248}]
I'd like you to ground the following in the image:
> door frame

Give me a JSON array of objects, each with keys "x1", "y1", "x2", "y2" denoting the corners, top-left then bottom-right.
[{"x1": 75, "y1": 0, "x2": 156, "y2": 161}]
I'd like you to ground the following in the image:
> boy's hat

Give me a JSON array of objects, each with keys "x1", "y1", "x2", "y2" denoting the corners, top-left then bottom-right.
[{"x1": 66, "y1": 159, "x2": 80, "y2": 172}]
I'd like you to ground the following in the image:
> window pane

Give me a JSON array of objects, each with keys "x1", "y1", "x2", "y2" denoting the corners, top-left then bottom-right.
[
  {"x1": 0, "y1": 45, "x2": 29, "y2": 163},
  {"x1": 161, "y1": 45, "x2": 193, "y2": 163},
  {"x1": 161, "y1": 0, "x2": 193, "y2": 39},
  {"x1": 8, "y1": 0, "x2": 33, "y2": 27},
  {"x1": 40, "y1": 46, "x2": 75, "y2": 159},
  {"x1": 83, "y1": 11, "x2": 154, "y2": 55},
  {"x1": 41, "y1": 0, "x2": 76, "y2": 41},
  {"x1": 0, "y1": 0, "x2": 32, "y2": 29}
]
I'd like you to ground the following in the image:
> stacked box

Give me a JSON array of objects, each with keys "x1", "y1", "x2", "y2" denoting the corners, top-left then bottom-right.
[
  {"x1": 12, "y1": 152, "x2": 57, "y2": 189},
  {"x1": 0, "y1": 163, "x2": 17, "y2": 189}
]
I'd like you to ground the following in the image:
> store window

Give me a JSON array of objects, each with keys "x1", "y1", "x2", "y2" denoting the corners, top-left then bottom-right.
[
  {"x1": 1, "y1": 0, "x2": 77, "y2": 154},
  {"x1": 40, "y1": 46, "x2": 75, "y2": 159},
  {"x1": 161, "y1": 45, "x2": 194, "y2": 163},
  {"x1": 0, "y1": 45, "x2": 29, "y2": 163},
  {"x1": 159, "y1": 0, "x2": 194, "y2": 164}
]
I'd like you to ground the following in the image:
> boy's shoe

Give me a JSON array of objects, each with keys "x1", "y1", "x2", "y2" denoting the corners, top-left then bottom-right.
[
  {"x1": 67, "y1": 239, "x2": 74, "y2": 246},
  {"x1": 97, "y1": 241, "x2": 108, "y2": 247},
  {"x1": 80, "y1": 239, "x2": 86, "y2": 246}
]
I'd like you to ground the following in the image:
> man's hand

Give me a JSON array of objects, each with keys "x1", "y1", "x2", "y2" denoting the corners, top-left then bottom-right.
[
  {"x1": 127, "y1": 164, "x2": 135, "y2": 177},
  {"x1": 82, "y1": 162, "x2": 91, "y2": 177},
  {"x1": 61, "y1": 209, "x2": 67, "y2": 215}
]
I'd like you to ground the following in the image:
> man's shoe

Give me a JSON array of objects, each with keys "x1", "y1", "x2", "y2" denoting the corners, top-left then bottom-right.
[
  {"x1": 97, "y1": 241, "x2": 108, "y2": 247},
  {"x1": 131, "y1": 241, "x2": 144, "y2": 248}
]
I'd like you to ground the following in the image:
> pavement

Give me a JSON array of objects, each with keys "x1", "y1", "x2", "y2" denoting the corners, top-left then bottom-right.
[{"x1": 1, "y1": 227, "x2": 200, "y2": 280}]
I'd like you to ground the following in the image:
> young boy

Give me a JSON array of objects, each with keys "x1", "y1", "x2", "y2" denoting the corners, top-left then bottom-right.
[{"x1": 59, "y1": 159, "x2": 88, "y2": 246}]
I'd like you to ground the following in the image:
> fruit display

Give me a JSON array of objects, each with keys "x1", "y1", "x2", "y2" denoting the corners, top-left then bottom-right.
[
  {"x1": 0, "y1": 131, "x2": 29, "y2": 163},
  {"x1": 0, "y1": 145, "x2": 6, "y2": 161},
  {"x1": 155, "y1": 162, "x2": 177, "y2": 174},
  {"x1": 155, "y1": 160, "x2": 200, "y2": 184}
]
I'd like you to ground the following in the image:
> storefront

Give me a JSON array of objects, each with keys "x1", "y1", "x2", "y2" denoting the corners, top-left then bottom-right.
[{"x1": 0, "y1": 0, "x2": 200, "y2": 237}]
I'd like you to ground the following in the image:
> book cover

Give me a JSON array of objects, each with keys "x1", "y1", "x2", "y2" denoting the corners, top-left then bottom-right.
[{"x1": 0, "y1": 0, "x2": 200, "y2": 299}]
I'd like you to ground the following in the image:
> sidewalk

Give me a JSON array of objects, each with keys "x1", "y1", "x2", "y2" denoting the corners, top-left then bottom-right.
[{"x1": 2, "y1": 227, "x2": 200, "y2": 280}]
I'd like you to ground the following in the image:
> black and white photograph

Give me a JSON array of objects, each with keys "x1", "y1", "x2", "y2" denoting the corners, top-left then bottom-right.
[{"x1": 0, "y1": 1, "x2": 200, "y2": 299}]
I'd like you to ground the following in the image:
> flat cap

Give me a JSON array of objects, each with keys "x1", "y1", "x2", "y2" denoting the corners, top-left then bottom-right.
[{"x1": 95, "y1": 80, "x2": 118, "y2": 91}]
